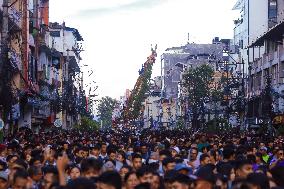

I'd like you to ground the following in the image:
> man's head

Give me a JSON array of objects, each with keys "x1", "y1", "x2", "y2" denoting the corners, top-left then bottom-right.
[
  {"x1": 97, "y1": 171, "x2": 122, "y2": 189},
  {"x1": 101, "y1": 143, "x2": 107, "y2": 154},
  {"x1": 42, "y1": 165, "x2": 59, "y2": 189},
  {"x1": 28, "y1": 166, "x2": 42, "y2": 182},
  {"x1": 275, "y1": 148, "x2": 284, "y2": 160},
  {"x1": 222, "y1": 147, "x2": 235, "y2": 161},
  {"x1": 12, "y1": 169, "x2": 28, "y2": 189},
  {"x1": 171, "y1": 173, "x2": 192, "y2": 189},
  {"x1": 200, "y1": 154, "x2": 211, "y2": 166},
  {"x1": 190, "y1": 148, "x2": 198, "y2": 161},
  {"x1": 90, "y1": 145, "x2": 100, "y2": 157},
  {"x1": 66, "y1": 177, "x2": 96, "y2": 189},
  {"x1": 162, "y1": 157, "x2": 176, "y2": 172},
  {"x1": 107, "y1": 149, "x2": 117, "y2": 162},
  {"x1": 159, "y1": 150, "x2": 171, "y2": 162},
  {"x1": 0, "y1": 171, "x2": 8, "y2": 189},
  {"x1": 140, "y1": 144, "x2": 148, "y2": 154},
  {"x1": 81, "y1": 158, "x2": 103, "y2": 178},
  {"x1": 132, "y1": 154, "x2": 143, "y2": 171},
  {"x1": 235, "y1": 160, "x2": 253, "y2": 179},
  {"x1": 136, "y1": 166, "x2": 154, "y2": 184}
]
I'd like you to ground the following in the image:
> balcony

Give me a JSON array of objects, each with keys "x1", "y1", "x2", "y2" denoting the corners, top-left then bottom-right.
[{"x1": 280, "y1": 45, "x2": 284, "y2": 62}]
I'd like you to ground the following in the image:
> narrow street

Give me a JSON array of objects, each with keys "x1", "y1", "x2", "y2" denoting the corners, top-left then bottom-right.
[{"x1": 0, "y1": 0, "x2": 283, "y2": 189}]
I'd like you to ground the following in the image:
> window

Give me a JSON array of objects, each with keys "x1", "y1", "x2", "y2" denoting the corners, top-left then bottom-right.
[
  {"x1": 50, "y1": 31, "x2": 60, "y2": 37},
  {"x1": 268, "y1": 0, "x2": 277, "y2": 28}
]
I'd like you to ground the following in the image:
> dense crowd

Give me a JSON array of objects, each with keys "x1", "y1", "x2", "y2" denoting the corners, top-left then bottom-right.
[{"x1": 0, "y1": 128, "x2": 283, "y2": 189}]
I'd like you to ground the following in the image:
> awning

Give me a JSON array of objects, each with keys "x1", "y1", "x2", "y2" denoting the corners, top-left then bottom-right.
[
  {"x1": 39, "y1": 44, "x2": 52, "y2": 56},
  {"x1": 249, "y1": 20, "x2": 284, "y2": 47},
  {"x1": 51, "y1": 49, "x2": 62, "y2": 58}
]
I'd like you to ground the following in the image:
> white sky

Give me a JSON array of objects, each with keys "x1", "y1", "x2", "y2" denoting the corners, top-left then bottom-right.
[{"x1": 50, "y1": 0, "x2": 239, "y2": 99}]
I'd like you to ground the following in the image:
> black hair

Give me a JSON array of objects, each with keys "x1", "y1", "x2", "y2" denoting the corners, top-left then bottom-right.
[
  {"x1": 28, "y1": 166, "x2": 42, "y2": 177},
  {"x1": 134, "y1": 183, "x2": 151, "y2": 189},
  {"x1": 246, "y1": 173, "x2": 269, "y2": 189},
  {"x1": 136, "y1": 166, "x2": 154, "y2": 178},
  {"x1": 124, "y1": 171, "x2": 137, "y2": 182},
  {"x1": 222, "y1": 148, "x2": 235, "y2": 160},
  {"x1": 80, "y1": 158, "x2": 102, "y2": 173},
  {"x1": 246, "y1": 154, "x2": 256, "y2": 164},
  {"x1": 271, "y1": 166, "x2": 284, "y2": 187},
  {"x1": 171, "y1": 173, "x2": 192, "y2": 185},
  {"x1": 199, "y1": 154, "x2": 210, "y2": 162},
  {"x1": 162, "y1": 157, "x2": 175, "y2": 166},
  {"x1": 13, "y1": 159, "x2": 28, "y2": 170},
  {"x1": 98, "y1": 171, "x2": 122, "y2": 189},
  {"x1": 159, "y1": 150, "x2": 171, "y2": 158},
  {"x1": 216, "y1": 162, "x2": 233, "y2": 178},
  {"x1": 68, "y1": 164, "x2": 81, "y2": 173},
  {"x1": 6, "y1": 154, "x2": 18, "y2": 163},
  {"x1": 66, "y1": 177, "x2": 96, "y2": 189},
  {"x1": 132, "y1": 153, "x2": 142, "y2": 160},
  {"x1": 235, "y1": 160, "x2": 252, "y2": 170},
  {"x1": 42, "y1": 165, "x2": 58, "y2": 175},
  {"x1": 91, "y1": 144, "x2": 100, "y2": 150},
  {"x1": 29, "y1": 155, "x2": 44, "y2": 166},
  {"x1": 107, "y1": 149, "x2": 117, "y2": 156},
  {"x1": 13, "y1": 169, "x2": 28, "y2": 184}
]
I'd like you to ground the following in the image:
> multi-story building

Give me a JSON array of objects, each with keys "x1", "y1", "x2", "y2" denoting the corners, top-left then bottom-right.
[
  {"x1": 232, "y1": 0, "x2": 269, "y2": 77},
  {"x1": 162, "y1": 39, "x2": 229, "y2": 99},
  {"x1": 247, "y1": 0, "x2": 284, "y2": 124},
  {"x1": 0, "y1": 0, "x2": 87, "y2": 132}
]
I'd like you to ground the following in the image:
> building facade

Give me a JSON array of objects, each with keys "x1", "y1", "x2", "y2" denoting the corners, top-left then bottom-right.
[
  {"x1": 247, "y1": 0, "x2": 284, "y2": 125},
  {"x1": 0, "y1": 0, "x2": 88, "y2": 132}
]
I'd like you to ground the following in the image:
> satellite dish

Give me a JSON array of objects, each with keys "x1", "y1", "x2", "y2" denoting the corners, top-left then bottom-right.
[
  {"x1": 0, "y1": 119, "x2": 4, "y2": 130},
  {"x1": 54, "y1": 119, "x2": 62, "y2": 128}
]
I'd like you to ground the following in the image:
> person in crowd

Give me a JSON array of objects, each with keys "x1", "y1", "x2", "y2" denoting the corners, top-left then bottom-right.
[
  {"x1": 186, "y1": 147, "x2": 199, "y2": 171},
  {"x1": 11, "y1": 169, "x2": 29, "y2": 189},
  {"x1": 0, "y1": 127, "x2": 282, "y2": 189},
  {"x1": 270, "y1": 148, "x2": 284, "y2": 169},
  {"x1": 0, "y1": 171, "x2": 8, "y2": 189},
  {"x1": 67, "y1": 165, "x2": 81, "y2": 181},
  {"x1": 235, "y1": 160, "x2": 254, "y2": 180},
  {"x1": 89, "y1": 145, "x2": 101, "y2": 160},
  {"x1": 162, "y1": 158, "x2": 176, "y2": 173},
  {"x1": 97, "y1": 171, "x2": 122, "y2": 189},
  {"x1": 124, "y1": 172, "x2": 140, "y2": 189},
  {"x1": 80, "y1": 158, "x2": 102, "y2": 179},
  {"x1": 99, "y1": 143, "x2": 108, "y2": 161},
  {"x1": 132, "y1": 154, "x2": 143, "y2": 171}
]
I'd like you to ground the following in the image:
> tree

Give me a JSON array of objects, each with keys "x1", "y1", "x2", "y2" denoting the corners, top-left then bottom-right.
[
  {"x1": 182, "y1": 64, "x2": 214, "y2": 130},
  {"x1": 97, "y1": 96, "x2": 118, "y2": 129},
  {"x1": 74, "y1": 116, "x2": 99, "y2": 131}
]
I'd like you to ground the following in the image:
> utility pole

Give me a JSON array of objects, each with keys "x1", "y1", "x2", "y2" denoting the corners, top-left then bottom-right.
[
  {"x1": 0, "y1": 0, "x2": 9, "y2": 137},
  {"x1": 1, "y1": 0, "x2": 9, "y2": 76},
  {"x1": 22, "y1": 0, "x2": 29, "y2": 82}
]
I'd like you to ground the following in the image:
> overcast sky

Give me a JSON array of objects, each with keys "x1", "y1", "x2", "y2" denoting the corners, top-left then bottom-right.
[{"x1": 49, "y1": 0, "x2": 239, "y2": 99}]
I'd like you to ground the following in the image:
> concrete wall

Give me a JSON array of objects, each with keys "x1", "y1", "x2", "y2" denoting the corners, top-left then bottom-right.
[{"x1": 277, "y1": 0, "x2": 284, "y2": 22}]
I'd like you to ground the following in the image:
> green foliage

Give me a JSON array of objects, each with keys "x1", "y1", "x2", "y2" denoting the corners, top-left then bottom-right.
[
  {"x1": 276, "y1": 125, "x2": 284, "y2": 135},
  {"x1": 126, "y1": 62, "x2": 154, "y2": 121},
  {"x1": 97, "y1": 96, "x2": 118, "y2": 128},
  {"x1": 205, "y1": 118, "x2": 231, "y2": 133},
  {"x1": 182, "y1": 64, "x2": 214, "y2": 106},
  {"x1": 74, "y1": 116, "x2": 99, "y2": 131},
  {"x1": 176, "y1": 117, "x2": 186, "y2": 129}
]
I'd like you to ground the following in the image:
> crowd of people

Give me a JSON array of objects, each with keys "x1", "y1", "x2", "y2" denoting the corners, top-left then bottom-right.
[{"x1": 0, "y1": 127, "x2": 283, "y2": 189}]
